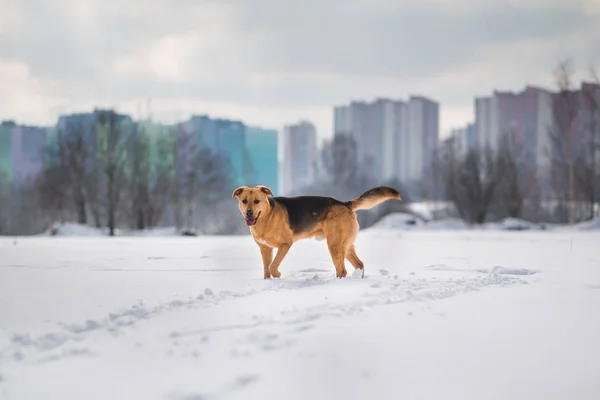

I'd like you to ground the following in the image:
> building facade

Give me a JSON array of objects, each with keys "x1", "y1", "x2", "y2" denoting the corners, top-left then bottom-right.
[
  {"x1": 448, "y1": 123, "x2": 477, "y2": 159},
  {"x1": 245, "y1": 126, "x2": 279, "y2": 194},
  {"x1": 180, "y1": 115, "x2": 248, "y2": 187},
  {"x1": 216, "y1": 119, "x2": 246, "y2": 187},
  {"x1": 280, "y1": 121, "x2": 317, "y2": 195},
  {"x1": 56, "y1": 109, "x2": 134, "y2": 171},
  {"x1": 0, "y1": 121, "x2": 14, "y2": 183},
  {"x1": 407, "y1": 96, "x2": 439, "y2": 188},
  {"x1": 180, "y1": 115, "x2": 280, "y2": 189},
  {"x1": 10, "y1": 124, "x2": 48, "y2": 187},
  {"x1": 474, "y1": 86, "x2": 555, "y2": 199},
  {"x1": 334, "y1": 95, "x2": 439, "y2": 195}
]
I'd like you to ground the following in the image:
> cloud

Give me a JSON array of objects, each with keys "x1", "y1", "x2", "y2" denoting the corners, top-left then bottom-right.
[
  {"x1": 0, "y1": 60, "x2": 71, "y2": 125},
  {"x1": 0, "y1": 0, "x2": 598, "y2": 138}
]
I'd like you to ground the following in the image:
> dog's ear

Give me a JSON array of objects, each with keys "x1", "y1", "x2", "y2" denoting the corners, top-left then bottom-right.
[
  {"x1": 232, "y1": 186, "x2": 248, "y2": 199},
  {"x1": 256, "y1": 186, "x2": 273, "y2": 197}
]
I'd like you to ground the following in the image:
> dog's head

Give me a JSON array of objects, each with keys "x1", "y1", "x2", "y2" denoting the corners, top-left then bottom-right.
[{"x1": 231, "y1": 185, "x2": 273, "y2": 227}]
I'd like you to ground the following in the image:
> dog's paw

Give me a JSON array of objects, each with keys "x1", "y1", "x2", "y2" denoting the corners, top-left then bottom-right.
[{"x1": 269, "y1": 268, "x2": 281, "y2": 279}]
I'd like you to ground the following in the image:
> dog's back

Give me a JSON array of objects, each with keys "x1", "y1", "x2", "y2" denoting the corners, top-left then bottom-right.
[{"x1": 270, "y1": 195, "x2": 345, "y2": 235}]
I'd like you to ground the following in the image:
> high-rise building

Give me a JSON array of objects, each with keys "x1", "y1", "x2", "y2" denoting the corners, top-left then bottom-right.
[
  {"x1": 448, "y1": 123, "x2": 477, "y2": 159},
  {"x1": 466, "y1": 123, "x2": 477, "y2": 150},
  {"x1": 281, "y1": 121, "x2": 317, "y2": 195},
  {"x1": 9, "y1": 124, "x2": 48, "y2": 186},
  {"x1": 475, "y1": 96, "x2": 495, "y2": 151},
  {"x1": 394, "y1": 101, "x2": 410, "y2": 183},
  {"x1": 475, "y1": 87, "x2": 554, "y2": 155},
  {"x1": 475, "y1": 86, "x2": 555, "y2": 198},
  {"x1": 334, "y1": 100, "x2": 370, "y2": 172},
  {"x1": 180, "y1": 115, "x2": 280, "y2": 189},
  {"x1": 0, "y1": 121, "x2": 14, "y2": 183},
  {"x1": 216, "y1": 119, "x2": 246, "y2": 187},
  {"x1": 551, "y1": 82, "x2": 600, "y2": 163},
  {"x1": 550, "y1": 81, "x2": 600, "y2": 204},
  {"x1": 245, "y1": 126, "x2": 279, "y2": 194},
  {"x1": 407, "y1": 96, "x2": 439, "y2": 187},
  {"x1": 180, "y1": 115, "x2": 247, "y2": 187},
  {"x1": 134, "y1": 120, "x2": 176, "y2": 182},
  {"x1": 334, "y1": 99, "x2": 401, "y2": 181},
  {"x1": 334, "y1": 95, "x2": 439, "y2": 191}
]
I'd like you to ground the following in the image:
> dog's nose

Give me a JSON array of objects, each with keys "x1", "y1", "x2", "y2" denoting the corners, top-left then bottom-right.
[{"x1": 246, "y1": 209, "x2": 253, "y2": 216}]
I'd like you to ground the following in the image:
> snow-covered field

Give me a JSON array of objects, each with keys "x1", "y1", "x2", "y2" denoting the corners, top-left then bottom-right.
[{"x1": 1, "y1": 223, "x2": 600, "y2": 399}]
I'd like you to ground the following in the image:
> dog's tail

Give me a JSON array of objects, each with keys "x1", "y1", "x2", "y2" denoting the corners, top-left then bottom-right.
[{"x1": 346, "y1": 186, "x2": 402, "y2": 212}]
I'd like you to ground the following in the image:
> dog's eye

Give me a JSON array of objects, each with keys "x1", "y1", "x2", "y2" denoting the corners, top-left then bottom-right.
[
  {"x1": 253, "y1": 199, "x2": 259, "y2": 204},
  {"x1": 242, "y1": 199, "x2": 248, "y2": 204}
]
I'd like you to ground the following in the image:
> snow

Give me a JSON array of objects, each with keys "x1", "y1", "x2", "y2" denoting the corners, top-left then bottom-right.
[
  {"x1": 1, "y1": 228, "x2": 600, "y2": 400},
  {"x1": 43, "y1": 213, "x2": 600, "y2": 238},
  {"x1": 372, "y1": 212, "x2": 469, "y2": 230},
  {"x1": 43, "y1": 222, "x2": 183, "y2": 237},
  {"x1": 44, "y1": 222, "x2": 109, "y2": 237},
  {"x1": 372, "y1": 212, "x2": 600, "y2": 232},
  {"x1": 564, "y1": 217, "x2": 600, "y2": 231}
]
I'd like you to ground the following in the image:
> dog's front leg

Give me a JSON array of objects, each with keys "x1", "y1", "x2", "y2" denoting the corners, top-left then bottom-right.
[
  {"x1": 258, "y1": 244, "x2": 273, "y2": 279},
  {"x1": 268, "y1": 243, "x2": 292, "y2": 278}
]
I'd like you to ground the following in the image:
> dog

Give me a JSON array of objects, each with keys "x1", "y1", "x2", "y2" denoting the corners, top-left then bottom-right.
[{"x1": 232, "y1": 185, "x2": 402, "y2": 279}]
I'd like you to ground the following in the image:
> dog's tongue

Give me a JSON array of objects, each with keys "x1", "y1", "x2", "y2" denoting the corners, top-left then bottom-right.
[{"x1": 245, "y1": 218, "x2": 256, "y2": 226}]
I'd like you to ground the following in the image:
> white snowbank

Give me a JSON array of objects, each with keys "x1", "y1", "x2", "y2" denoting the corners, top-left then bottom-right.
[
  {"x1": 38, "y1": 214, "x2": 600, "y2": 238},
  {"x1": 481, "y1": 217, "x2": 547, "y2": 231},
  {"x1": 568, "y1": 217, "x2": 600, "y2": 231},
  {"x1": 121, "y1": 227, "x2": 182, "y2": 237},
  {"x1": 370, "y1": 212, "x2": 469, "y2": 230},
  {"x1": 43, "y1": 223, "x2": 193, "y2": 237},
  {"x1": 371, "y1": 213, "x2": 554, "y2": 231},
  {"x1": 370, "y1": 212, "x2": 427, "y2": 229},
  {"x1": 45, "y1": 222, "x2": 108, "y2": 237}
]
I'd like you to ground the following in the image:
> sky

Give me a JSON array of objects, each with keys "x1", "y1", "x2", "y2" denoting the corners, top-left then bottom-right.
[{"x1": 1, "y1": 0, "x2": 599, "y2": 142}]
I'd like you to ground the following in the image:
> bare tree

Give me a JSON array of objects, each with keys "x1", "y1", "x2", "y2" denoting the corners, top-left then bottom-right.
[
  {"x1": 96, "y1": 110, "x2": 131, "y2": 236},
  {"x1": 550, "y1": 60, "x2": 578, "y2": 223},
  {"x1": 173, "y1": 128, "x2": 201, "y2": 232},
  {"x1": 0, "y1": 173, "x2": 11, "y2": 234},
  {"x1": 495, "y1": 131, "x2": 534, "y2": 219},
  {"x1": 580, "y1": 66, "x2": 600, "y2": 219},
  {"x1": 34, "y1": 120, "x2": 98, "y2": 226},
  {"x1": 34, "y1": 161, "x2": 70, "y2": 224},
  {"x1": 147, "y1": 130, "x2": 176, "y2": 227},
  {"x1": 549, "y1": 60, "x2": 600, "y2": 222},
  {"x1": 437, "y1": 140, "x2": 503, "y2": 224},
  {"x1": 313, "y1": 133, "x2": 376, "y2": 195},
  {"x1": 125, "y1": 125, "x2": 176, "y2": 230},
  {"x1": 172, "y1": 128, "x2": 234, "y2": 233},
  {"x1": 126, "y1": 124, "x2": 151, "y2": 230},
  {"x1": 58, "y1": 120, "x2": 92, "y2": 224}
]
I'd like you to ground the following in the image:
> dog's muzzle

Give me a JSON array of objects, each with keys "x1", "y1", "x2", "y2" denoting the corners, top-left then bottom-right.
[{"x1": 245, "y1": 211, "x2": 261, "y2": 227}]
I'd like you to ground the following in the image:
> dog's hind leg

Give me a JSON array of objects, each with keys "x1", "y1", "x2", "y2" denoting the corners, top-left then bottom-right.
[
  {"x1": 323, "y1": 207, "x2": 359, "y2": 278},
  {"x1": 345, "y1": 245, "x2": 365, "y2": 278},
  {"x1": 327, "y1": 240, "x2": 348, "y2": 278}
]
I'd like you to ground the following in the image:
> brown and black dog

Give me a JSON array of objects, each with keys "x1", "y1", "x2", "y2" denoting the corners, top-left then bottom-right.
[{"x1": 232, "y1": 185, "x2": 402, "y2": 279}]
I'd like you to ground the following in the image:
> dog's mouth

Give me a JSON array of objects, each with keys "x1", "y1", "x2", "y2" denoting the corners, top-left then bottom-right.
[{"x1": 245, "y1": 212, "x2": 261, "y2": 227}]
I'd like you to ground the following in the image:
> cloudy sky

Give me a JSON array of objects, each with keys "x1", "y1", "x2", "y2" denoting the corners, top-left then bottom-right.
[{"x1": 1, "y1": 0, "x2": 599, "y2": 141}]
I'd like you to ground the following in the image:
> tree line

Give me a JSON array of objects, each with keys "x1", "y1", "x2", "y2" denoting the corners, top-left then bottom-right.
[{"x1": 0, "y1": 110, "x2": 242, "y2": 236}]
